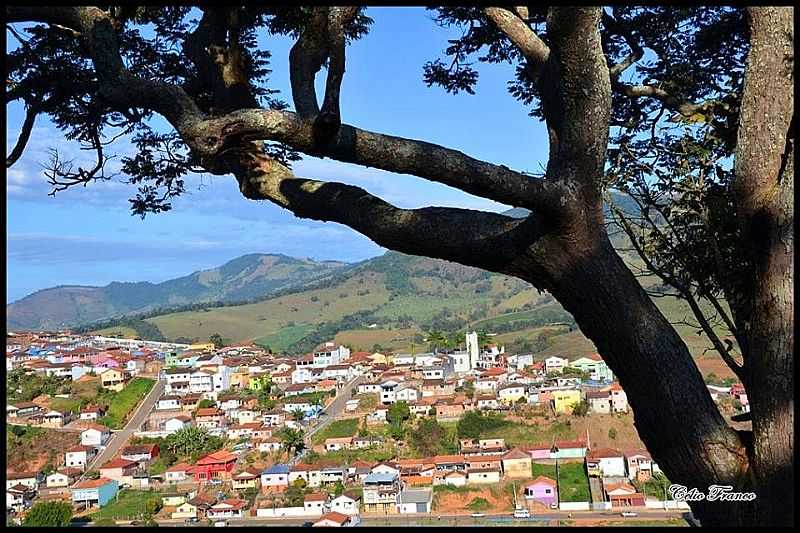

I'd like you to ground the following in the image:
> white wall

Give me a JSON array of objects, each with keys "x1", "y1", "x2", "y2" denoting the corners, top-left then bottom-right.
[{"x1": 559, "y1": 502, "x2": 590, "y2": 511}]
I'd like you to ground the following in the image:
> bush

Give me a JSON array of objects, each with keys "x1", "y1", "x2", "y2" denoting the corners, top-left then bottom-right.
[
  {"x1": 608, "y1": 428, "x2": 617, "y2": 440},
  {"x1": 23, "y1": 501, "x2": 73, "y2": 526}
]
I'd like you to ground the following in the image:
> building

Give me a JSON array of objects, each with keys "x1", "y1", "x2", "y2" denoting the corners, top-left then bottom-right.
[
  {"x1": 5, "y1": 472, "x2": 39, "y2": 491},
  {"x1": 193, "y1": 450, "x2": 238, "y2": 482},
  {"x1": 329, "y1": 492, "x2": 361, "y2": 516},
  {"x1": 71, "y1": 477, "x2": 119, "y2": 509},
  {"x1": 501, "y1": 448, "x2": 533, "y2": 479},
  {"x1": 99, "y1": 457, "x2": 139, "y2": 485},
  {"x1": 81, "y1": 424, "x2": 111, "y2": 446},
  {"x1": 232, "y1": 468, "x2": 261, "y2": 491},
  {"x1": 46, "y1": 468, "x2": 80, "y2": 488},
  {"x1": 544, "y1": 356, "x2": 568, "y2": 374},
  {"x1": 586, "y1": 448, "x2": 626, "y2": 477},
  {"x1": 624, "y1": 450, "x2": 660, "y2": 481},
  {"x1": 207, "y1": 499, "x2": 247, "y2": 519},
  {"x1": 551, "y1": 389, "x2": 581, "y2": 414},
  {"x1": 586, "y1": 391, "x2": 612, "y2": 414},
  {"x1": 165, "y1": 463, "x2": 193, "y2": 483},
  {"x1": 66, "y1": 444, "x2": 97, "y2": 470},
  {"x1": 569, "y1": 354, "x2": 613, "y2": 382},
  {"x1": 604, "y1": 481, "x2": 645, "y2": 507},
  {"x1": 99, "y1": 368, "x2": 128, "y2": 391},
  {"x1": 397, "y1": 488, "x2": 433, "y2": 514},
  {"x1": 304, "y1": 492, "x2": 329, "y2": 516},
  {"x1": 524, "y1": 476, "x2": 558, "y2": 506},
  {"x1": 313, "y1": 511, "x2": 357, "y2": 527},
  {"x1": 362, "y1": 472, "x2": 401, "y2": 514},
  {"x1": 121, "y1": 443, "x2": 160, "y2": 463}
]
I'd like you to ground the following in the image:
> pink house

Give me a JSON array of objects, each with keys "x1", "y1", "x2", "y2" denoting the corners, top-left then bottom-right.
[
  {"x1": 90, "y1": 353, "x2": 120, "y2": 368},
  {"x1": 527, "y1": 445, "x2": 552, "y2": 460},
  {"x1": 524, "y1": 476, "x2": 558, "y2": 505}
]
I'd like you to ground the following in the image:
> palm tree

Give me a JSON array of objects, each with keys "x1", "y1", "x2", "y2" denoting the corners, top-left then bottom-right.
[
  {"x1": 290, "y1": 408, "x2": 306, "y2": 422},
  {"x1": 278, "y1": 427, "x2": 305, "y2": 459},
  {"x1": 426, "y1": 330, "x2": 445, "y2": 352}
]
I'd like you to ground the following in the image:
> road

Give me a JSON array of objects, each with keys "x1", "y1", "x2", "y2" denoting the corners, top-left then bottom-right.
[
  {"x1": 303, "y1": 374, "x2": 365, "y2": 444},
  {"x1": 150, "y1": 509, "x2": 693, "y2": 527},
  {"x1": 85, "y1": 378, "x2": 165, "y2": 472}
]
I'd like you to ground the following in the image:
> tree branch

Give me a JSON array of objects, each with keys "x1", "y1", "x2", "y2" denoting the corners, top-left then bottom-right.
[
  {"x1": 601, "y1": 8, "x2": 643, "y2": 78},
  {"x1": 484, "y1": 7, "x2": 550, "y2": 65},
  {"x1": 7, "y1": 98, "x2": 41, "y2": 168}
]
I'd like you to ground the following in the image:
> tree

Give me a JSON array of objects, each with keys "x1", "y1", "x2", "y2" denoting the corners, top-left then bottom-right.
[
  {"x1": 209, "y1": 333, "x2": 225, "y2": 349},
  {"x1": 386, "y1": 400, "x2": 411, "y2": 440},
  {"x1": 410, "y1": 417, "x2": 447, "y2": 457},
  {"x1": 608, "y1": 428, "x2": 618, "y2": 440},
  {"x1": 277, "y1": 426, "x2": 305, "y2": 458},
  {"x1": 197, "y1": 399, "x2": 215, "y2": 409},
  {"x1": 572, "y1": 400, "x2": 590, "y2": 417},
  {"x1": 23, "y1": 501, "x2": 73, "y2": 527},
  {"x1": 165, "y1": 426, "x2": 223, "y2": 459},
  {"x1": 290, "y1": 408, "x2": 306, "y2": 422},
  {"x1": 5, "y1": 6, "x2": 792, "y2": 526}
]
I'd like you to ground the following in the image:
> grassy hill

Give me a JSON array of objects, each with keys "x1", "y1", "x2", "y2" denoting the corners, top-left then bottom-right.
[
  {"x1": 6, "y1": 254, "x2": 348, "y2": 330},
  {"x1": 141, "y1": 249, "x2": 730, "y2": 367}
]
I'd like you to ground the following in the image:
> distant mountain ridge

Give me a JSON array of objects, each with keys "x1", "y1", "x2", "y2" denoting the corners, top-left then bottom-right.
[{"x1": 6, "y1": 254, "x2": 348, "y2": 330}]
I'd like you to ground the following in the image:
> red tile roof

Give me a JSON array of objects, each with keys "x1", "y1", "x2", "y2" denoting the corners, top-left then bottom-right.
[{"x1": 73, "y1": 477, "x2": 115, "y2": 489}]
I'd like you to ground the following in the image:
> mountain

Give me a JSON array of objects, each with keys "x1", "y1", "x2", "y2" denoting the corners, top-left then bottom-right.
[{"x1": 6, "y1": 254, "x2": 348, "y2": 330}]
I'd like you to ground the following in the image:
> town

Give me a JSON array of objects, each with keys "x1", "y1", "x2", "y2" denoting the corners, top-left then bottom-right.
[{"x1": 6, "y1": 330, "x2": 749, "y2": 527}]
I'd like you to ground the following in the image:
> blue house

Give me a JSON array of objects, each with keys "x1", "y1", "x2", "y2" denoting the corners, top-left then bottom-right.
[{"x1": 71, "y1": 477, "x2": 119, "y2": 509}]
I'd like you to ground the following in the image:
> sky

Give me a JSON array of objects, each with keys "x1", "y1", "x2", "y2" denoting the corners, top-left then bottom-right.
[{"x1": 6, "y1": 7, "x2": 550, "y2": 303}]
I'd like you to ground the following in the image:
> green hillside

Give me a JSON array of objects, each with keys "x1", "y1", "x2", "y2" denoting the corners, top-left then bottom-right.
[{"x1": 7, "y1": 254, "x2": 347, "y2": 330}]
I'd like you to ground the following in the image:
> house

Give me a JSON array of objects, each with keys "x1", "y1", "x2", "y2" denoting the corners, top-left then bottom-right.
[
  {"x1": 66, "y1": 444, "x2": 97, "y2": 470},
  {"x1": 586, "y1": 391, "x2": 612, "y2": 414},
  {"x1": 9, "y1": 402, "x2": 41, "y2": 418},
  {"x1": 165, "y1": 462, "x2": 194, "y2": 483},
  {"x1": 161, "y1": 493, "x2": 189, "y2": 507},
  {"x1": 6, "y1": 485, "x2": 36, "y2": 512},
  {"x1": 524, "y1": 476, "x2": 558, "y2": 506},
  {"x1": 551, "y1": 439, "x2": 589, "y2": 459},
  {"x1": 5, "y1": 472, "x2": 39, "y2": 491},
  {"x1": 570, "y1": 354, "x2": 613, "y2": 382},
  {"x1": 232, "y1": 468, "x2": 262, "y2": 491},
  {"x1": 313, "y1": 511, "x2": 357, "y2": 527},
  {"x1": 325, "y1": 437, "x2": 354, "y2": 452},
  {"x1": 99, "y1": 457, "x2": 138, "y2": 485},
  {"x1": 290, "y1": 463, "x2": 323, "y2": 488},
  {"x1": 497, "y1": 384, "x2": 527, "y2": 405},
  {"x1": 193, "y1": 450, "x2": 238, "y2": 482},
  {"x1": 194, "y1": 407, "x2": 225, "y2": 429},
  {"x1": 439, "y1": 470, "x2": 467, "y2": 487},
  {"x1": 100, "y1": 368, "x2": 128, "y2": 391},
  {"x1": 397, "y1": 488, "x2": 433, "y2": 514},
  {"x1": 362, "y1": 472, "x2": 401, "y2": 514},
  {"x1": 41, "y1": 409, "x2": 67, "y2": 428},
  {"x1": 256, "y1": 437, "x2": 283, "y2": 453},
  {"x1": 207, "y1": 499, "x2": 247, "y2": 519},
  {"x1": 544, "y1": 356, "x2": 568, "y2": 374},
  {"x1": 157, "y1": 396, "x2": 182, "y2": 410},
  {"x1": 46, "y1": 468, "x2": 80, "y2": 488},
  {"x1": 609, "y1": 383, "x2": 629, "y2": 413},
  {"x1": 164, "y1": 414, "x2": 192, "y2": 433},
  {"x1": 304, "y1": 492, "x2": 329, "y2": 516},
  {"x1": 71, "y1": 477, "x2": 119, "y2": 509},
  {"x1": 261, "y1": 464, "x2": 291, "y2": 488},
  {"x1": 467, "y1": 466, "x2": 502, "y2": 484},
  {"x1": 79, "y1": 405, "x2": 106, "y2": 421},
  {"x1": 329, "y1": 492, "x2": 361, "y2": 516},
  {"x1": 172, "y1": 500, "x2": 198, "y2": 520},
  {"x1": 551, "y1": 389, "x2": 581, "y2": 414},
  {"x1": 586, "y1": 448, "x2": 626, "y2": 477},
  {"x1": 624, "y1": 450, "x2": 660, "y2": 481},
  {"x1": 81, "y1": 424, "x2": 111, "y2": 446},
  {"x1": 502, "y1": 448, "x2": 533, "y2": 479},
  {"x1": 604, "y1": 481, "x2": 646, "y2": 507},
  {"x1": 121, "y1": 443, "x2": 160, "y2": 463}
]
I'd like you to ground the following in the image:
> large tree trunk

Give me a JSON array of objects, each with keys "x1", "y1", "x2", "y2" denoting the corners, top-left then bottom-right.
[
  {"x1": 732, "y1": 7, "x2": 795, "y2": 527},
  {"x1": 512, "y1": 234, "x2": 753, "y2": 526}
]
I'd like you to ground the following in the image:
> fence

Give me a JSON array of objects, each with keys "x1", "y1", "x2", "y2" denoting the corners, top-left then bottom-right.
[{"x1": 559, "y1": 501, "x2": 591, "y2": 511}]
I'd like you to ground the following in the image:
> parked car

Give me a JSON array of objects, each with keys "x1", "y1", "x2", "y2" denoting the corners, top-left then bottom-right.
[
  {"x1": 184, "y1": 518, "x2": 199, "y2": 524},
  {"x1": 471, "y1": 513, "x2": 486, "y2": 518},
  {"x1": 621, "y1": 511, "x2": 638, "y2": 517},
  {"x1": 209, "y1": 479, "x2": 223, "y2": 486},
  {"x1": 513, "y1": 508, "x2": 530, "y2": 519},
  {"x1": 213, "y1": 520, "x2": 228, "y2": 527}
]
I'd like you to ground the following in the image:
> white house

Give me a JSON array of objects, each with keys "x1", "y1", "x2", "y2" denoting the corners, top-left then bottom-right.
[
  {"x1": 156, "y1": 396, "x2": 181, "y2": 410},
  {"x1": 397, "y1": 488, "x2": 433, "y2": 514},
  {"x1": 164, "y1": 414, "x2": 192, "y2": 433},
  {"x1": 544, "y1": 356, "x2": 568, "y2": 374},
  {"x1": 586, "y1": 448, "x2": 626, "y2": 477},
  {"x1": 261, "y1": 464, "x2": 291, "y2": 487},
  {"x1": 329, "y1": 492, "x2": 361, "y2": 516},
  {"x1": 81, "y1": 424, "x2": 111, "y2": 447},
  {"x1": 65, "y1": 445, "x2": 97, "y2": 470}
]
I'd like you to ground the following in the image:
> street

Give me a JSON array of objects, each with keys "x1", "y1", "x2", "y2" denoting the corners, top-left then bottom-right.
[
  {"x1": 85, "y1": 379, "x2": 165, "y2": 472},
  {"x1": 303, "y1": 374, "x2": 365, "y2": 444}
]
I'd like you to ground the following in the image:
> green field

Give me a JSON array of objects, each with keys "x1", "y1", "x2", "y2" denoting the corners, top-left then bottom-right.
[
  {"x1": 311, "y1": 418, "x2": 360, "y2": 445},
  {"x1": 99, "y1": 378, "x2": 155, "y2": 429},
  {"x1": 254, "y1": 323, "x2": 315, "y2": 352},
  {"x1": 531, "y1": 462, "x2": 591, "y2": 502},
  {"x1": 91, "y1": 490, "x2": 161, "y2": 521}
]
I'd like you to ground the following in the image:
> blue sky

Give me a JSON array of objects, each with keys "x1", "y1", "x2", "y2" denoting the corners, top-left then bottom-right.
[{"x1": 6, "y1": 7, "x2": 549, "y2": 303}]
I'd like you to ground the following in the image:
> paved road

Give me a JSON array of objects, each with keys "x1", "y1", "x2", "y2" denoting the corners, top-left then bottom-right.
[
  {"x1": 150, "y1": 509, "x2": 693, "y2": 527},
  {"x1": 304, "y1": 374, "x2": 365, "y2": 443},
  {"x1": 86, "y1": 379, "x2": 165, "y2": 472}
]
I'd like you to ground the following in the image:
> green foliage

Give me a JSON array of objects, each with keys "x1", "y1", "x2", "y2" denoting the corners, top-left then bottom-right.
[
  {"x1": 98, "y1": 378, "x2": 155, "y2": 429},
  {"x1": 23, "y1": 501, "x2": 73, "y2": 527},
  {"x1": 311, "y1": 418, "x2": 359, "y2": 445},
  {"x1": 165, "y1": 427, "x2": 224, "y2": 461},
  {"x1": 456, "y1": 411, "x2": 508, "y2": 439},
  {"x1": 77, "y1": 317, "x2": 166, "y2": 341},
  {"x1": 387, "y1": 401, "x2": 411, "y2": 439},
  {"x1": 608, "y1": 428, "x2": 618, "y2": 440},
  {"x1": 197, "y1": 399, "x2": 216, "y2": 409},
  {"x1": 277, "y1": 427, "x2": 306, "y2": 458},
  {"x1": 6, "y1": 368, "x2": 72, "y2": 403},
  {"x1": 410, "y1": 417, "x2": 448, "y2": 457},
  {"x1": 466, "y1": 497, "x2": 490, "y2": 511},
  {"x1": 91, "y1": 490, "x2": 163, "y2": 521},
  {"x1": 209, "y1": 333, "x2": 225, "y2": 348},
  {"x1": 572, "y1": 400, "x2": 590, "y2": 417}
]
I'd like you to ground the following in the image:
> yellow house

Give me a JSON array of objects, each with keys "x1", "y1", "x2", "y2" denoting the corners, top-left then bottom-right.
[
  {"x1": 190, "y1": 343, "x2": 216, "y2": 351},
  {"x1": 552, "y1": 389, "x2": 581, "y2": 414},
  {"x1": 229, "y1": 371, "x2": 250, "y2": 389},
  {"x1": 232, "y1": 468, "x2": 261, "y2": 491},
  {"x1": 100, "y1": 368, "x2": 127, "y2": 392},
  {"x1": 162, "y1": 494, "x2": 187, "y2": 507},
  {"x1": 369, "y1": 352, "x2": 393, "y2": 365},
  {"x1": 171, "y1": 501, "x2": 198, "y2": 520}
]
